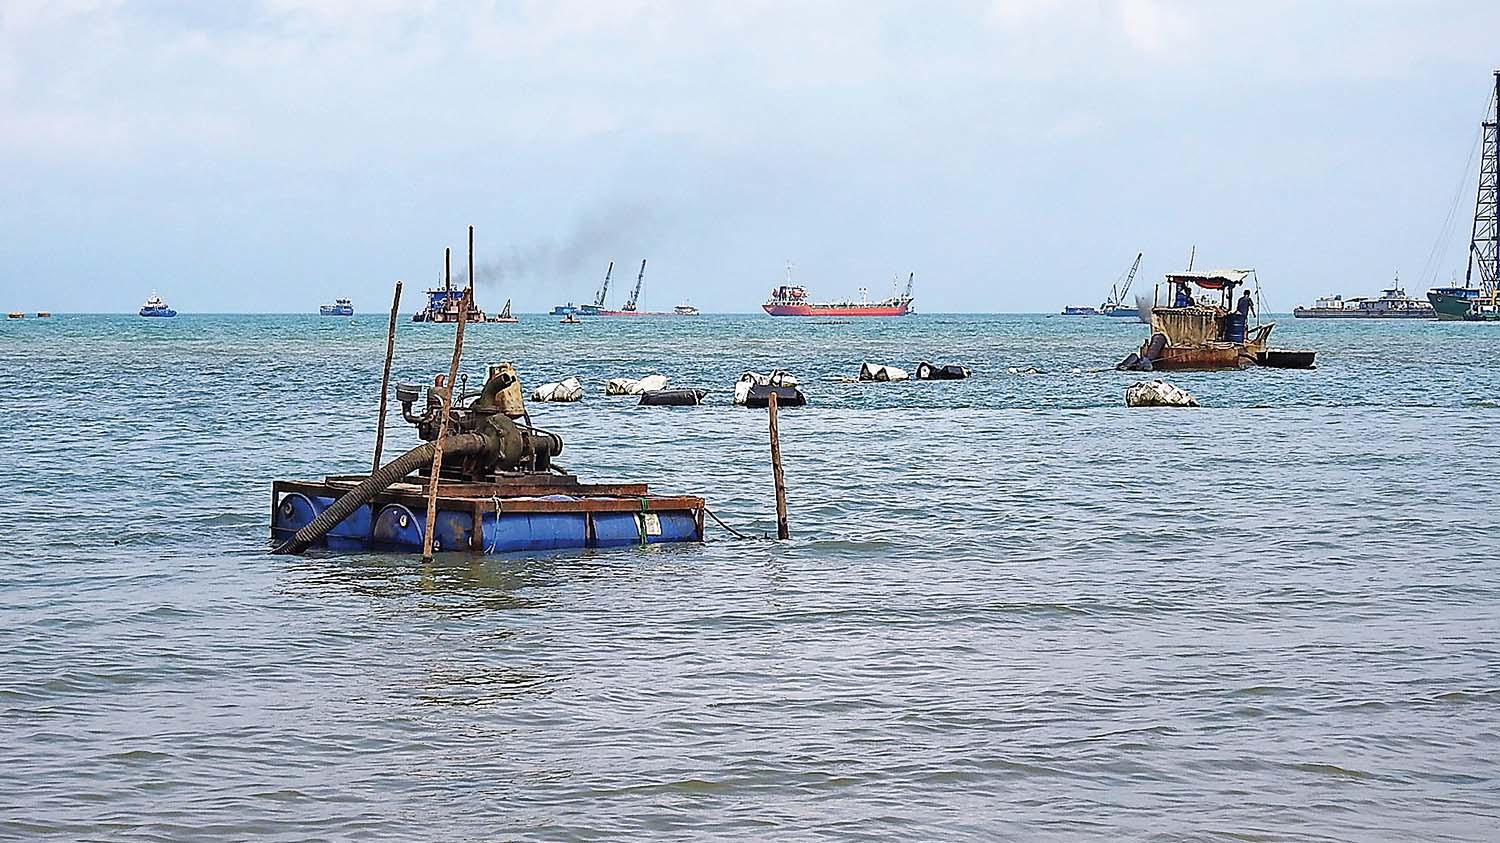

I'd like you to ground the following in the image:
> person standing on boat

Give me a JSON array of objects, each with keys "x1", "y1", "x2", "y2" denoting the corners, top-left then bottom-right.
[{"x1": 1237, "y1": 289, "x2": 1256, "y2": 319}]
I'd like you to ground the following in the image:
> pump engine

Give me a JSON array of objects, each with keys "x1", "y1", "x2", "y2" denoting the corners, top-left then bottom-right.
[{"x1": 397, "y1": 364, "x2": 563, "y2": 480}]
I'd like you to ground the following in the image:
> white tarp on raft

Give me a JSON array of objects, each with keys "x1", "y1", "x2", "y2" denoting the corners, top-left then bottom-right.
[
  {"x1": 734, "y1": 370, "x2": 799, "y2": 405},
  {"x1": 1125, "y1": 379, "x2": 1199, "y2": 407},
  {"x1": 859, "y1": 362, "x2": 909, "y2": 382},
  {"x1": 606, "y1": 374, "x2": 668, "y2": 395},
  {"x1": 532, "y1": 377, "x2": 584, "y2": 402}
]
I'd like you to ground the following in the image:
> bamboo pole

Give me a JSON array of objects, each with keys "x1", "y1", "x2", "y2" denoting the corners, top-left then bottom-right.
[
  {"x1": 372, "y1": 279, "x2": 403, "y2": 474},
  {"x1": 422, "y1": 250, "x2": 468, "y2": 561},
  {"x1": 767, "y1": 390, "x2": 789, "y2": 539}
]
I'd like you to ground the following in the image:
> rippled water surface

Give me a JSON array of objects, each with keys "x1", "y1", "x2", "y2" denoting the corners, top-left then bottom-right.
[{"x1": 3, "y1": 313, "x2": 1499, "y2": 841}]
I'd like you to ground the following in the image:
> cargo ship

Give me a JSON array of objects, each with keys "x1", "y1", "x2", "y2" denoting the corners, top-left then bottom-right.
[
  {"x1": 1294, "y1": 280, "x2": 1435, "y2": 318},
  {"x1": 1427, "y1": 70, "x2": 1499, "y2": 321},
  {"x1": 762, "y1": 266, "x2": 914, "y2": 317}
]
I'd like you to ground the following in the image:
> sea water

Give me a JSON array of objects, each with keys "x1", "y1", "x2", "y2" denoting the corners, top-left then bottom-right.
[{"x1": 2, "y1": 313, "x2": 1498, "y2": 841}]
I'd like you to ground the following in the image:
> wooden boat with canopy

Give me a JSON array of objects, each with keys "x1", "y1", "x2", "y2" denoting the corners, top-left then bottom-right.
[{"x1": 1119, "y1": 268, "x2": 1311, "y2": 371}]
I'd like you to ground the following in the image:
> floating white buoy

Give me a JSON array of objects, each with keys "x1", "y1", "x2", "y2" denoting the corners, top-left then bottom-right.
[
  {"x1": 859, "y1": 362, "x2": 909, "y2": 382},
  {"x1": 734, "y1": 370, "x2": 799, "y2": 405},
  {"x1": 1125, "y1": 379, "x2": 1199, "y2": 408},
  {"x1": 533, "y1": 377, "x2": 584, "y2": 402},
  {"x1": 605, "y1": 374, "x2": 668, "y2": 395}
]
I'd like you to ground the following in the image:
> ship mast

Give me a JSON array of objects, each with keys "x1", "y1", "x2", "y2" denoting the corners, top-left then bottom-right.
[
  {"x1": 1464, "y1": 70, "x2": 1499, "y2": 292},
  {"x1": 624, "y1": 259, "x2": 645, "y2": 312}
]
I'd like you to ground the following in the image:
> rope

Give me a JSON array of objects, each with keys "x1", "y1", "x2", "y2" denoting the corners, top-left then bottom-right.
[
  {"x1": 703, "y1": 507, "x2": 750, "y2": 540},
  {"x1": 485, "y1": 495, "x2": 503, "y2": 553}
]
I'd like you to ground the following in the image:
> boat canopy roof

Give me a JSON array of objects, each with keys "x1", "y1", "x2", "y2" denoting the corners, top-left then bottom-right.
[{"x1": 1164, "y1": 269, "x2": 1253, "y2": 289}]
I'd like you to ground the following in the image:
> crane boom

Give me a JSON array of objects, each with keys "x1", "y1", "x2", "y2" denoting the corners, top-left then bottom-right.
[
  {"x1": 1119, "y1": 252, "x2": 1142, "y2": 298},
  {"x1": 624, "y1": 259, "x2": 646, "y2": 311},
  {"x1": 594, "y1": 261, "x2": 613, "y2": 308},
  {"x1": 904, "y1": 272, "x2": 914, "y2": 300}
]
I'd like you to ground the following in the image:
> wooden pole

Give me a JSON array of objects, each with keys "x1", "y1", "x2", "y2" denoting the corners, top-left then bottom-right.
[
  {"x1": 422, "y1": 251, "x2": 468, "y2": 561},
  {"x1": 372, "y1": 278, "x2": 403, "y2": 474},
  {"x1": 767, "y1": 390, "x2": 789, "y2": 539}
]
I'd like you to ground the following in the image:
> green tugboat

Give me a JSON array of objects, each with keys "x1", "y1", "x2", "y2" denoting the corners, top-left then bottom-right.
[{"x1": 1428, "y1": 70, "x2": 1499, "y2": 321}]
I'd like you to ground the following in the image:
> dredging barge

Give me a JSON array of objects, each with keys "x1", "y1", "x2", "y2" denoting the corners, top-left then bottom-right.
[
  {"x1": 1119, "y1": 268, "x2": 1315, "y2": 371},
  {"x1": 272, "y1": 363, "x2": 705, "y2": 555}
]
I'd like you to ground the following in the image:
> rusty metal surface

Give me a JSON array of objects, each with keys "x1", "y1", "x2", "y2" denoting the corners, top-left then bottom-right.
[
  {"x1": 320, "y1": 475, "x2": 650, "y2": 499},
  {"x1": 273, "y1": 478, "x2": 702, "y2": 519}
]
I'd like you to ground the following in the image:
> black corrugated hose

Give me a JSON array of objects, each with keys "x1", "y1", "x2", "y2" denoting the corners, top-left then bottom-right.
[{"x1": 275, "y1": 434, "x2": 489, "y2": 555}]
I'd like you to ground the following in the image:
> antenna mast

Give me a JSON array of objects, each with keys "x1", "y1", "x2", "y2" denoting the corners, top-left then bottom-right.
[
  {"x1": 595, "y1": 261, "x2": 613, "y2": 308},
  {"x1": 1464, "y1": 70, "x2": 1500, "y2": 291},
  {"x1": 625, "y1": 259, "x2": 646, "y2": 312}
]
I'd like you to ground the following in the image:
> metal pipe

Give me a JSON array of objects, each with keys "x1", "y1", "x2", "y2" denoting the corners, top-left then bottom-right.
[{"x1": 277, "y1": 434, "x2": 489, "y2": 555}]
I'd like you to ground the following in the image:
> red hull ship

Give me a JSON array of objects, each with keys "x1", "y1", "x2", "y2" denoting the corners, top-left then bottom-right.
[{"x1": 762, "y1": 268, "x2": 914, "y2": 317}]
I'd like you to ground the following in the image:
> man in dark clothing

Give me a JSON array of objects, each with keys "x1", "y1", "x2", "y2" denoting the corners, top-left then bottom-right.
[
  {"x1": 1174, "y1": 282, "x2": 1194, "y2": 308},
  {"x1": 1237, "y1": 289, "x2": 1256, "y2": 318}
]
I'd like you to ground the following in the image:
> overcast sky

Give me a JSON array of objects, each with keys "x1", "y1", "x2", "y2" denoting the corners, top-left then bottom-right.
[{"x1": 3, "y1": 0, "x2": 1499, "y2": 313}]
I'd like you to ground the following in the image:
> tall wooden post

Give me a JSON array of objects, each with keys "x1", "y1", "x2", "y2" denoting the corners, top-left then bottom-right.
[
  {"x1": 372, "y1": 279, "x2": 403, "y2": 474},
  {"x1": 423, "y1": 250, "x2": 468, "y2": 561},
  {"x1": 768, "y1": 391, "x2": 789, "y2": 539}
]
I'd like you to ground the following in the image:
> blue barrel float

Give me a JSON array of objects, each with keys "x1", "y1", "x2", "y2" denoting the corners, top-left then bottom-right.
[{"x1": 272, "y1": 475, "x2": 704, "y2": 554}]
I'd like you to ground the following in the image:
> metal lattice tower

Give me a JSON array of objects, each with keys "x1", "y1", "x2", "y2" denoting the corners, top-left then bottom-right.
[{"x1": 1466, "y1": 71, "x2": 1500, "y2": 292}]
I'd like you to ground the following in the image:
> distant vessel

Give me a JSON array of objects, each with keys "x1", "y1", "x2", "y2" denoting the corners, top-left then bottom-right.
[
  {"x1": 570, "y1": 259, "x2": 612, "y2": 315},
  {"x1": 1118, "y1": 266, "x2": 1315, "y2": 371},
  {"x1": 560, "y1": 312, "x2": 581, "y2": 324},
  {"x1": 1063, "y1": 253, "x2": 1143, "y2": 317},
  {"x1": 674, "y1": 303, "x2": 700, "y2": 316},
  {"x1": 762, "y1": 265, "x2": 913, "y2": 317},
  {"x1": 1294, "y1": 279, "x2": 1435, "y2": 318},
  {"x1": 597, "y1": 260, "x2": 682, "y2": 316},
  {"x1": 413, "y1": 270, "x2": 486, "y2": 323},
  {"x1": 139, "y1": 292, "x2": 177, "y2": 318},
  {"x1": 490, "y1": 298, "x2": 518, "y2": 324},
  {"x1": 1427, "y1": 70, "x2": 1500, "y2": 321},
  {"x1": 319, "y1": 298, "x2": 354, "y2": 316}
]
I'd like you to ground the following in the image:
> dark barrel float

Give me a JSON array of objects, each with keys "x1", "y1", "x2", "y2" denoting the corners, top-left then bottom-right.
[
  {"x1": 638, "y1": 388, "x2": 708, "y2": 406},
  {"x1": 743, "y1": 384, "x2": 805, "y2": 408}
]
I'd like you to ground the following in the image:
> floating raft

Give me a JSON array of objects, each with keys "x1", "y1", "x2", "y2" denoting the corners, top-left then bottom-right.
[{"x1": 271, "y1": 474, "x2": 704, "y2": 554}]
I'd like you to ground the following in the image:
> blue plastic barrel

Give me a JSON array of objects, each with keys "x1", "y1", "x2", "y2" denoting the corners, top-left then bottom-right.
[{"x1": 1224, "y1": 313, "x2": 1247, "y2": 343}]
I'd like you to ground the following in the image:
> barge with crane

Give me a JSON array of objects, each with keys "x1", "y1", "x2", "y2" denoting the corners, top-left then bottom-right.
[
  {"x1": 1062, "y1": 253, "x2": 1143, "y2": 317},
  {"x1": 1427, "y1": 70, "x2": 1500, "y2": 322}
]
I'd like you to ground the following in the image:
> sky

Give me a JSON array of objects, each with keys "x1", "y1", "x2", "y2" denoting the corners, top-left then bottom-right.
[{"x1": 2, "y1": 0, "x2": 1499, "y2": 313}]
